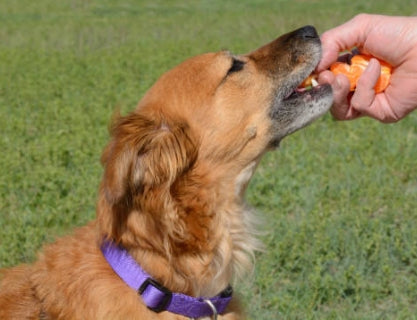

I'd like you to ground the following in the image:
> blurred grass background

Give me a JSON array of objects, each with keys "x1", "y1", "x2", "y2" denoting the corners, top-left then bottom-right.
[{"x1": 1, "y1": 0, "x2": 417, "y2": 318}]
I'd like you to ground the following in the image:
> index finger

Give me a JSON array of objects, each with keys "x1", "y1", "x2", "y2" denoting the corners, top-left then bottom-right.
[{"x1": 317, "y1": 14, "x2": 371, "y2": 71}]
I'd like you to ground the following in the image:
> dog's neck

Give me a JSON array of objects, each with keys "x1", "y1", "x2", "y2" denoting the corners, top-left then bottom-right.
[{"x1": 97, "y1": 161, "x2": 262, "y2": 297}]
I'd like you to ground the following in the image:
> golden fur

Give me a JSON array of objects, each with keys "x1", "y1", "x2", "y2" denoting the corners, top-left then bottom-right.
[{"x1": 0, "y1": 26, "x2": 332, "y2": 319}]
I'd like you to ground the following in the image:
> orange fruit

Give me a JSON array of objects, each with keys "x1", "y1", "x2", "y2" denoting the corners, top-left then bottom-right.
[
  {"x1": 300, "y1": 74, "x2": 317, "y2": 88},
  {"x1": 330, "y1": 61, "x2": 359, "y2": 91},
  {"x1": 330, "y1": 55, "x2": 392, "y2": 93}
]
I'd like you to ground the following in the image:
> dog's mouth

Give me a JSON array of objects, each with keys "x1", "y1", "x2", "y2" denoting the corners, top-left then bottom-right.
[
  {"x1": 268, "y1": 55, "x2": 333, "y2": 146},
  {"x1": 284, "y1": 78, "x2": 329, "y2": 101},
  {"x1": 283, "y1": 71, "x2": 331, "y2": 102}
]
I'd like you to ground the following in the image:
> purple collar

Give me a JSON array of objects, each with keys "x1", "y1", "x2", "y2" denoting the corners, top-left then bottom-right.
[{"x1": 101, "y1": 241, "x2": 233, "y2": 318}]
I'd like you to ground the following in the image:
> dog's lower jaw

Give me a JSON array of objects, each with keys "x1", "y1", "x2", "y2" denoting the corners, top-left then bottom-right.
[{"x1": 268, "y1": 84, "x2": 333, "y2": 146}]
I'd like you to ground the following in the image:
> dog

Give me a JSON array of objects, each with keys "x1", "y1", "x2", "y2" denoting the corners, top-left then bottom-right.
[{"x1": 0, "y1": 26, "x2": 332, "y2": 319}]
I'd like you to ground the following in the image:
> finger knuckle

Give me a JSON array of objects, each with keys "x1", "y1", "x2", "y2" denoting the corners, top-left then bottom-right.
[{"x1": 353, "y1": 13, "x2": 369, "y2": 23}]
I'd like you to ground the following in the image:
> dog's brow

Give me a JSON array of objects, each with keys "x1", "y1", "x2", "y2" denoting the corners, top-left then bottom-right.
[
  {"x1": 227, "y1": 58, "x2": 245, "y2": 74},
  {"x1": 216, "y1": 54, "x2": 246, "y2": 90}
]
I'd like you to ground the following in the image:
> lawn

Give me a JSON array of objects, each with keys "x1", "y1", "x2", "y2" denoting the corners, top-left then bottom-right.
[{"x1": 1, "y1": 0, "x2": 417, "y2": 319}]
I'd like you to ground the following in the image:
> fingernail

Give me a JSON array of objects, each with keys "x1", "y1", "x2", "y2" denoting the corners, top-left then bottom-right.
[
  {"x1": 335, "y1": 76, "x2": 343, "y2": 90},
  {"x1": 366, "y1": 58, "x2": 380, "y2": 73}
]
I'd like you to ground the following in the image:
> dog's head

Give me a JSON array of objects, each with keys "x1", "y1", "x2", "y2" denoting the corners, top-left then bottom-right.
[{"x1": 97, "y1": 26, "x2": 332, "y2": 265}]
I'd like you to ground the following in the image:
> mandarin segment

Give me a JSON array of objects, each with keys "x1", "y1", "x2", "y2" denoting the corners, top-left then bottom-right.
[
  {"x1": 300, "y1": 74, "x2": 317, "y2": 88},
  {"x1": 330, "y1": 62, "x2": 358, "y2": 91},
  {"x1": 331, "y1": 54, "x2": 392, "y2": 93},
  {"x1": 301, "y1": 54, "x2": 392, "y2": 93}
]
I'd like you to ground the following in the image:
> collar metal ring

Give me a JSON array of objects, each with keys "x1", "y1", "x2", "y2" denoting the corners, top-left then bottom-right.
[{"x1": 203, "y1": 299, "x2": 218, "y2": 320}]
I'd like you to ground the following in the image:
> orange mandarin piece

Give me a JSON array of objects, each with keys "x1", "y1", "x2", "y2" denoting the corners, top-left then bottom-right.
[
  {"x1": 330, "y1": 61, "x2": 359, "y2": 91},
  {"x1": 300, "y1": 74, "x2": 317, "y2": 88},
  {"x1": 350, "y1": 55, "x2": 370, "y2": 69},
  {"x1": 330, "y1": 54, "x2": 392, "y2": 93}
]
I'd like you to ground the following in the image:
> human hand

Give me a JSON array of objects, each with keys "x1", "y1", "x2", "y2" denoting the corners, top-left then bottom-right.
[{"x1": 317, "y1": 14, "x2": 417, "y2": 123}]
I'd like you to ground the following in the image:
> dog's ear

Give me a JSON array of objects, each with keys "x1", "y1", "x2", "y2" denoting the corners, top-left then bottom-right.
[{"x1": 100, "y1": 111, "x2": 198, "y2": 204}]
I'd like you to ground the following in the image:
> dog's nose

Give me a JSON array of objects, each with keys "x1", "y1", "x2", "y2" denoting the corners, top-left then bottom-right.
[{"x1": 294, "y1": 25, "x2": 319, "y2": 39}]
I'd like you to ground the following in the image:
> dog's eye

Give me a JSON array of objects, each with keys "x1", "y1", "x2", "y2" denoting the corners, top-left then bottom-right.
[{"x1": 227, "y1": 58, "x2": 245, "y2": 75}]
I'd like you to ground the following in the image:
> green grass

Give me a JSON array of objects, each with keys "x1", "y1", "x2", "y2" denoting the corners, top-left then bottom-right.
[{"x1": 1, "y1": 0, "x2": 417, "y2": 318}]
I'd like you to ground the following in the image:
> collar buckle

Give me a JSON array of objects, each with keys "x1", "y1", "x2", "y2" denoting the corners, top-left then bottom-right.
[{"x1": 138, "y1": 278, "x2": 173, "y2": 313}]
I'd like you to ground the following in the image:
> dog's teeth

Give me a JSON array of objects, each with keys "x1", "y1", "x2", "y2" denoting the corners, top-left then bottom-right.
[{"x1": 311, "y1": 78, "x2": 319, "y2": 87}]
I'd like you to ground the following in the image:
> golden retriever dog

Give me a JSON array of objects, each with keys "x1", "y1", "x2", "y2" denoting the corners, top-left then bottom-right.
[{"x1": 0, "y1": 26, "x2": 332, "y2": 319}]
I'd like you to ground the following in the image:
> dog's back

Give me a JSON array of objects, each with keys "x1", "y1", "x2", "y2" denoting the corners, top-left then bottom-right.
[{"x1": 0, "y1": 224, "x2": 156, "y2": 320}]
